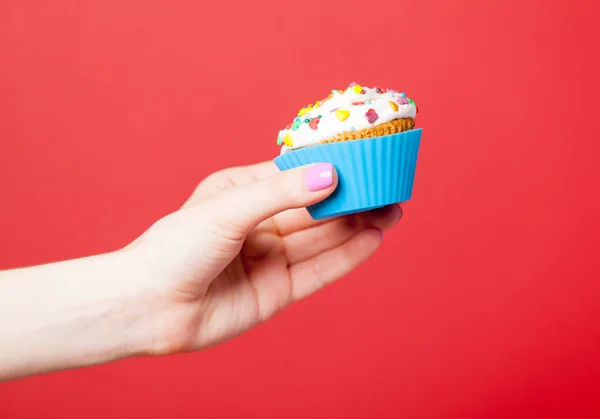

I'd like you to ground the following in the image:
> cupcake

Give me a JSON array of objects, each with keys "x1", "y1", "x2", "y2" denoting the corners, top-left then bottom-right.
[{"x1": 274, "y1": 83, "x2": 422, "y2": 220}]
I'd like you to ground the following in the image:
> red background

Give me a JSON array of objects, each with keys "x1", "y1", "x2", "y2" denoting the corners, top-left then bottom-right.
[{"x1": 1, "y1": 0, "x2": 599, "y2": 417}]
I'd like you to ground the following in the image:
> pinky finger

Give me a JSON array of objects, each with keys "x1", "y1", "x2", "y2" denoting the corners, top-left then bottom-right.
[{"x1": 288, "y1": 228, "x2": 383, "y2": 302}]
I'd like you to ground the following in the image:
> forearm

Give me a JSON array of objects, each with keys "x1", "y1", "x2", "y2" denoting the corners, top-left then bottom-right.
[{"x1": 0, "y1": 251, "x2": 153, "y2": 381}]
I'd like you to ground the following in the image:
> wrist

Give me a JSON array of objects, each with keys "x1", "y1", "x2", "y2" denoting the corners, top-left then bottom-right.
[
  {"x1": 110, "y1": 247, "x2": 198, "y2": 358},
  {"x1": 101, "y1": 248, "x2": 167, "y2": 358}
]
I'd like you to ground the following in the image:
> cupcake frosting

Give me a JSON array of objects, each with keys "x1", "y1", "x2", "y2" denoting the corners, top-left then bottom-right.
[{"x1": 277, "y1": 83, "x2": 417, "y2": 154}]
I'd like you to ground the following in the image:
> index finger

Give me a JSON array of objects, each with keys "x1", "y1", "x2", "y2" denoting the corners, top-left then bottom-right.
[{"x1": 182, "y1": 160, "x2": 279, "y2": 208}]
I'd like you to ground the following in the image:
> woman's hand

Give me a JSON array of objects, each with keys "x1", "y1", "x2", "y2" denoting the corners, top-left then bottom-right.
[
  {"x1": 128, "y1": 161, "x2": 403, "y2": 355},
  {"x1": 0, "y1": 160, "x2": 403, "y2": 381}
]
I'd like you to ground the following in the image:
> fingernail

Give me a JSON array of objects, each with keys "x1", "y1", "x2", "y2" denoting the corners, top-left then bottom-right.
[{"x1": 305, "y1": 163, "x2": 334, "y2": 191}]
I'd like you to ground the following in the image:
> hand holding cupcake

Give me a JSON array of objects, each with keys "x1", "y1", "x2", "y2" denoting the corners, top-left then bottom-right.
[{"x1": 274, "y1": 83, "x2": 422, "y2": 220}]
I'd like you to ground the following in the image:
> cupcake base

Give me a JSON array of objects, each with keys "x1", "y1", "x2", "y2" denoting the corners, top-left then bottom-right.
[
  {"x1": 274, "y1": 128, "x2": 422, "y2": 220},
  {"x1": 318, "y1": 117, "x2": 415, "y2": 144}
]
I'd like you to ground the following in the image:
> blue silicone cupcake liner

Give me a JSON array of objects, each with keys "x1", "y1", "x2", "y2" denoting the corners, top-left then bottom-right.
[{"x1": 274, "y1": 128, "x2": 422, "y2": 220}]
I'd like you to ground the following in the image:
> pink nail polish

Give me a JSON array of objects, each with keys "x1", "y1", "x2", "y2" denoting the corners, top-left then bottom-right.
[{"x1": 305, "y1": 163, "x2": 334, "y2": 191}]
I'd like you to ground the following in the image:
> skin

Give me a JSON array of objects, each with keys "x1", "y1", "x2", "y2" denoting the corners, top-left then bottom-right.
[{"x1": 0, "y1": 161, "x2": 402, "y2": 382}]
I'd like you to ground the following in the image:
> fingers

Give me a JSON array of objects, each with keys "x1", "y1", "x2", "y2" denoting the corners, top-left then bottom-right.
[
  {"x1": 204, "y1": 163, "x2": 338, "y2": 240},
  {"x1": 271, "y1": 208, "x2": 332, "y2": 236},
  {"x1": 366, "y1": 204, "x2": 404, "y2": 231},
  {"x1": 289, "y1": 228, "x2": 383, "y2": 301},
  {"x1": 274, "y1": 203, "x2": 403, "y2": 237},
  {"x1": 282, "y1": 205, "x2": 402, "y2": 264},
  {"x1": 181, "y1": 161, "x2": 279, "y2": 208}
]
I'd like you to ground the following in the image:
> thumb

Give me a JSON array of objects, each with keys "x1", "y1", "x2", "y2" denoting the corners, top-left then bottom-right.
[{"x1": 207, "y1": 163, "x2": 337, "y2": 237}]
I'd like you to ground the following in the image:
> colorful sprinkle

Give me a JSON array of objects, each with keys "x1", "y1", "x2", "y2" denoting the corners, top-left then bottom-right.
[
  {"x1": 365, "y1": 108, "x2": 378, "y2": 124},
  {"x1": 298, "y1": 107, "x2": 312, "y2": 117},
  {"x1": 278, "y1": 85, "x2": 416, "y2": 149},
  {"x1": 335, "y1": 109, "x2": 350, "y2": 121}
]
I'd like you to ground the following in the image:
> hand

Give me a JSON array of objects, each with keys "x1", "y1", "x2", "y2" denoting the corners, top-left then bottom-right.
[{"x1": 127, "y1": 161, "x2": 403, "y2": 355}]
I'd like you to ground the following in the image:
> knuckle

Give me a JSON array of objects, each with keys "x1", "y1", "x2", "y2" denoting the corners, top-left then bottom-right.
[
  {"x1": 204, "y1": 169, "x2": 239, "y2": 192},
  {"x1": 261, "y1": 178, "x2": 289, "y2": 204},
  {"x1": 207, "y1": 199, "x2": 248, "y2": 242},
  {"x1": 310, "y1": 229, "x2": 329, "y2": 252}
]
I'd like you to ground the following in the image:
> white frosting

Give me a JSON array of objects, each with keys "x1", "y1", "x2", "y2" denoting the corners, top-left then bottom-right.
[{"x1": 277, "y1": 84, "x2": 417, "y2": 154}]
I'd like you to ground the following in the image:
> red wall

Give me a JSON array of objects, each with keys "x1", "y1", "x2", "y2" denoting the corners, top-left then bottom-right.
[{"x1": 1, "y1": 0, "x2": 599, "y2": 417}]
